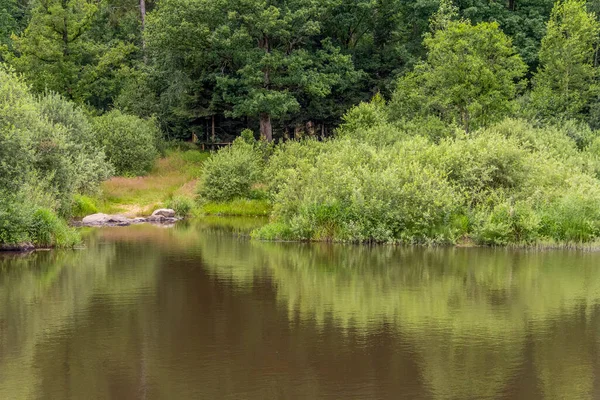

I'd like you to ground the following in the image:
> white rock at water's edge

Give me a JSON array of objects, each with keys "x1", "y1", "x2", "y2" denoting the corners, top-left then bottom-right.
[
  {"x1": 79, "y1": 211, "x2": 179, "y2": 227},
  {"x1": 81, "y1": 213, "x2": 130, "y2": 225},
  {"x1": 151, "y1": 208, "x2": 176, "y2": 218}
]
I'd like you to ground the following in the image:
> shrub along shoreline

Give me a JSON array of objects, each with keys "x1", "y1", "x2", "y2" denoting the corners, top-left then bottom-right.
[
  {"x1": 194, "y1": 103, "x2": 600, "y2": 247},
  {"x1": 0, "y1": 65, "x2": 162, "y2": 250},
  {"x1": 6, "y1": 0, "x2": 600, "y2": 250}
]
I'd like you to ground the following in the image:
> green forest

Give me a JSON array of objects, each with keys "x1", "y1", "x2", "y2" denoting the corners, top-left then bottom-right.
[{"x1": 3, "y1": 0, "x2": 600, "y2": 246}]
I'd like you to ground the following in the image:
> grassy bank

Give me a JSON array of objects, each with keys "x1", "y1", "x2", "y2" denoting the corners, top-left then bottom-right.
[
  {"x1": 90, "y1": 149, "x2": 208, "y2": 217},
  {"x1": 199, "y1": 199, "x2": 271, "y2": 217},
  {"x1": 88, "y1": 148, "x2": 270, "y2": 218},
  {"x1": 195, "y1": 113, "x2": 600, "y2": 247}
]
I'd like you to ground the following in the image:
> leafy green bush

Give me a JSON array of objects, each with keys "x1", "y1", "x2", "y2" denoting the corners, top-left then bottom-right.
[
  {"x1": 0, "y1": 195, "x2": 33, "y2": 245},
  {"x1": 28, "y1": 208, "x2": 80, "y2": 247},
  {"x1": 72, "y1": 195, "x2": 98, "y2": 218},
  {"x1": 34, "y1": 93, "x2": 113, "y2": 213},
  {"x1": 166, "y1": 196, "x2": 194, "y2": 217},
  {"x1": 251, "y1": 222, "x2": 294, "y2": 241},
  {"x1": 258, "y1": 138, "x2": 462, "y2": 243},
  {"x1": 0, "y1": 196, "x2": 79, "y2": 248},
  {"x1": 0, "y1": 66, "x2": 96, "y2": 247},
  {"x1": 264, "y1": 138, "x2": 327, "y2": 198},
  {"x1": 0, "y1": 65, "x2": 37, "y2": 194},
  {"x1": 254, "y1": 112, "x2": 600, "y2": 245},
  {"x1": 473, "y1": 200, "x2": 540, "y2": 245},
  {"x1": 197, "y1": 137, "x2": 264, "y2": 202},
  {"x1": 430, "y1": 131, "x2": 533, "y2": 203},
  {"x1": 37, "y1": 92, "x2": 113, "y2": 193},
  {"x1": 93, "y1": 109, "x2": 160, "y2": 176},
  {"x1": 538, "y1": 175, "x2": 600, "y2": 242}
]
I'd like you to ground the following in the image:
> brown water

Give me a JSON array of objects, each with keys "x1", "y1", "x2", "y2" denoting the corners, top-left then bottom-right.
[{"x1": 1, "y1": 219, "x2": 600, "y2": 399}]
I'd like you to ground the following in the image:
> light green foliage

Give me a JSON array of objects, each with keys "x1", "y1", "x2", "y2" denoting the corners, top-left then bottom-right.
[
  {"x1": 240, "y1": 129, "x2": 256, "y2": 144},
  {"x1": 197, "y1": 138, "x2": 265, "y2": 202},
  {"x1": 430, "y1": 132, "x2": 533, "y2": 203},
  {"x1": 9, "y1": 0, "x2": 98, "y2": 95},
  {"x1": 0, "y1": 196, "x2": 34, "y2": 245},
  {"x1": 200, "y1": 199, "x2": 271, "y2": 217},
  {"x1": 336, "y1": 94, "x2": 405, "y2": 146},
  {"x1": 0, "y1": 194, "x2": 81, "y2": 248},
  {"x1": 0, "y1": 66, "x2": 111, "y2": 210},
  {"x1": 264, "y1": 138, "x2": 328, "y2": 197},
  {"x1": 0, "y1": 65, "x2": 37, "y2": 193},
  {"x1": 338, "y1": 94, "x2": 456, "y2": 144},
  {"x1": 8, "y1": 0, "x2": 141, "y2": 110},
  {"x1": 93, "y1": 110, "x2": 160, "y2": 176},
  {"x1": 28, "y1": 208, "x2": 80, "y2": 247},
  {"x1": 259, "y1": 138, "x2": 462, "y2": 243},
  {"x1": 474, "y1": 200, "x2": 541, "y2": 245},
  {"x1": 390, "y1": 19, "x2": 527, "y2": 133},
  {"x1": 530, "y1": 0, "x2": 600, "y2": 121},
  {"x1": 165, "y1": 196, "x2": 194, "y2": 217},
  {"x1": 429, "y1": 0, "x2": 459, "y2": 32},
  {"x1": 0, "y1": 65, "x2": 114, "y2": 247},
  {"x1": 71, "y1": 194, "x2": 98, "y2": 217},
  {"x1": 36, "y1": 92, "x2": 113, "y2": 198},
  {"x1": 255, "y1": 109, "x2": 600, "y2": 245}
]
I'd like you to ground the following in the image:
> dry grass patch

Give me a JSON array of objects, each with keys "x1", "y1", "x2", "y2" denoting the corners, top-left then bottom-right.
[{"x1": 94, "y1": 149, "x2": 209, "y2": 216}]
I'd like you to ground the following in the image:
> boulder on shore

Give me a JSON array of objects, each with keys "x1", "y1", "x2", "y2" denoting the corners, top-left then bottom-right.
[
  {"x1": 151, "y1": 208, "x2": 176, "y2": 218},
  {"x1": 77, "y1": 210, "x2": 180, "y2": 227},
  {"x1": 81, "y1": 213, "x2": 131, "y2": 226}
]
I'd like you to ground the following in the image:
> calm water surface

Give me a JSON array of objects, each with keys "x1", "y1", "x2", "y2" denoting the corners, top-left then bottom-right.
[{"x1": 1, "y1": 218, "x2": 600, "y2": 399}]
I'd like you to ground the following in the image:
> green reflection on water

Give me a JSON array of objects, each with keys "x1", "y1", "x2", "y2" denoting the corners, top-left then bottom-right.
[
  {"x1": 0, "y1": 220, "x2": 599, "y2": 399},
  {"x1": 195, "y1": 224, "x2": 600, "y2": 399}
]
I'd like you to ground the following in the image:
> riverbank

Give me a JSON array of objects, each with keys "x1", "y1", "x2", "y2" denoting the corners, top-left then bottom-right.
[
  {"x1": 90, "y1": 148, "x2": 207, "y2": 217},
  {"x1": 85, "y1": 148, "x2": 270, "y2": 219}
]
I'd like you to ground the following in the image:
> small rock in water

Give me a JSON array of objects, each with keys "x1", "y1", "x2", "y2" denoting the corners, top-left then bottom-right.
[{"x1": 151, "y1": 208, "x2": 176, "y2": 218}]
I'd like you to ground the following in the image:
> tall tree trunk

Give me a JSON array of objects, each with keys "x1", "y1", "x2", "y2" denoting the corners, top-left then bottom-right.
[
  {"x1": 211, "y1": 115, "x2": 215, "y2": 142},
  {"x1": 140, "y1": 0, "x2": 147, "y2": 62},
  {"x1": 260, "y1": 113, "x2": 273, "y2": 142},
  {"x1": 462, "y1": 109, "x2": 470, "y2": 134}
]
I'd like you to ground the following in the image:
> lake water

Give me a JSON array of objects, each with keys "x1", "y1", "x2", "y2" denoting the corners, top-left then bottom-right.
[{"x1": 1, "y1": 219, "x2": 600, "y2": 399}]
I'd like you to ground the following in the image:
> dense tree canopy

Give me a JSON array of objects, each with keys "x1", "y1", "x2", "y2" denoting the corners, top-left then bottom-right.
[
  {"x1": 530, "y1": 0, "x2": 600, "y2": 121},
  {"x1": 4, "y1": 0, "x2": 600, "y2": 140},
  {"x1": 3, "y1": 0, "x2": 600, "y2": 247},
  {"x1": 391, "y1": 18, "x2": 527, "y2": 132},
  {"x1": 0, "y1": 0, "x2": 19, "y2": 54},
  {"x1": 146, "y1": 0, "x2": 360, "y2": 140}
]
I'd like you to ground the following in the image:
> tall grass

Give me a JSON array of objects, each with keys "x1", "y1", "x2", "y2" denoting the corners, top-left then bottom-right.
[
  {"x1": 200, "y1": 199, "x2": 271, "y2": 217},
  {"x1": 92, "y1": 149, "x2": 209, "y2": 216}
]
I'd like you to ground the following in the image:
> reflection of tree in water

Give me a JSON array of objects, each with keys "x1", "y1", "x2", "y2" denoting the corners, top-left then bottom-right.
[
  {"x1": 0, "y1": 232, "x2": 163, "y2": 399},
  {"x1": 533, "y1": 308, "x2": 599, "y2": 400},
  {"x1": 0, "y1": 246, "x2": 120, "y2": 396},
  {"x1": 198, "y1": 236, "x2": 600, "y2": 399},
  {"x1": 2, "y1": 222, "x2": 600, "y2": 399}
]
